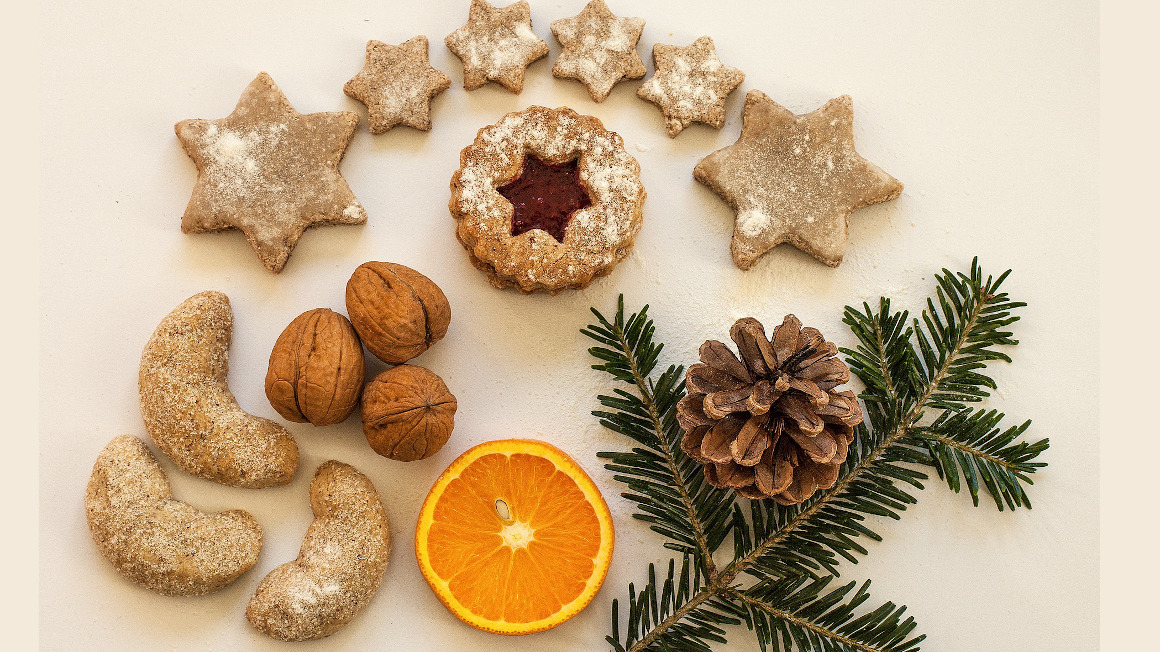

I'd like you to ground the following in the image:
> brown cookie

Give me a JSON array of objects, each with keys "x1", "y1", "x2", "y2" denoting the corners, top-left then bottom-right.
[
  {"x1": 637, "y1": 36, "x2": 745, "y2": 137},
  {"x1": 175, "y1": 72, "x2": 367, "y2": 273},
  {"x1": 445, "y1": 0, "x2": 548, "y2": 93},
  {"x1": 344, "y1": 36, "x2": 452, "y2": 133},
  {"x1": 246, "y1": 461, "x2": 391, "y2": 641},
  {"x1": 139, "y1": 291, "x2": 299, "y2": 488},
  {"x1": 449, "y1": 105, "x2": 646, "y2": 294},
  {"x1": 85, "y1": 435, "x2": 263, "y2": 596},
  {"x1": 693, "y1": 91, "x2": 904, "y2": 269},
  {"x1": 550, "y1": 0, "x2": 645, "y2": 102}
]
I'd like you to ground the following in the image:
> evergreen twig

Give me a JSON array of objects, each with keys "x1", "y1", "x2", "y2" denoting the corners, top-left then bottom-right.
[{"x1": 583, "y1": 259, "x2": 1049, "y2": 652}]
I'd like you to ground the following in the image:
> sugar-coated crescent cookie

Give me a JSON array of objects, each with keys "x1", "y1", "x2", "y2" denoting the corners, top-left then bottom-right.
[
  {"x1": 246, "y1": 461, "x2": 391, "y2": 641},
  {"x1": 84, "y1": 434, "x2": 263, "y2": 596},
  {"x1": 139, "y1": 290, "x2": 299, "y2": 489}
]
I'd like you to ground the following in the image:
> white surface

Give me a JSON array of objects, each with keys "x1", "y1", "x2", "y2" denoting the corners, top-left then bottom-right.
[{"x1": 38, "y1": 0, "x2": 1098, "y2": 650}]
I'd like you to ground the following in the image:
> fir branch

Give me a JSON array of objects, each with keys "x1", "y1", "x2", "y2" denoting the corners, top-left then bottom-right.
[
  {"x1": 583, "y1": 297, "x2": 735, "y2": 568},
  {"x1": 907, "y1": 408, "x2": 1048, "y2": 510},
  {"x1": 717, "y1": 577, "x2": 925, "y2": 652},
  {"x1": 583, "y1": 259, "x2": 1049, "y2": 652}
]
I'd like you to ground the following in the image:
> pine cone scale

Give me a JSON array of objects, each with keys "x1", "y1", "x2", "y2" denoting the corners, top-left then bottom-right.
[
  {"x1": 681, "y1": 314, "x2": 865, "y2": 505},
  {"x1": 704, "y1": 386, "x2": 754, "y2": 419},
  {"x1": 730, "y1": 414, "x2": 771, "y2": 466},
  {"x1": 699, "y1": 340, "x2": 752, "y2": 383},
  {"x1": 687, "y1": 363, "x2": 746, "y2": 394}
]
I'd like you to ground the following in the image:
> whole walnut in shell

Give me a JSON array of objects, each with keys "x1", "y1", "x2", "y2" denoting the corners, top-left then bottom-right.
[
  {"x1": 346, "y1": 261, "x2": 451, "y2": 364},
  {"x1": 362, "y1": 365, "x2": 457, "y2": 461},
  {"x1": 265, "y1": 308, "x2": 365, "y2": 427}
]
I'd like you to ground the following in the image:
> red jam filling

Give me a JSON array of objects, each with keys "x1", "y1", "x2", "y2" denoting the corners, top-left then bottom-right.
[{"x1": 497, "y1": 154, "x2": 592, "y2": 243}]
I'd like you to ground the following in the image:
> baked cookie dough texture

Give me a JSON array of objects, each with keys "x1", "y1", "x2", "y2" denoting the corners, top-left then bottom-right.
[
  {"x1": 139, "y1": 290, "x2": 299, "y2": 488},
  {"x1": 450, "y1": 105, "x2": 646, "y2": 294},
  {"x1": 84, "y1": 435, "x2": 263, "y2": 596},
  {"x1": 175, "y1": 72, "x2": 366, "y2": 273},
  {"x1": 246, "y1": 461, "x2": 391, "y2": 641},
  {"x1": 694, "y1": 91, "x2": 903, "y2": 269},
  {"x1": 445, "y1": 0, "x2": 548, "y2": 93}
]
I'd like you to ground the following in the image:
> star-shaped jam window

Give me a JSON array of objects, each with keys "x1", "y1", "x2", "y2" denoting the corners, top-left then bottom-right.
[
  {"x1": 175, "y1": 72, "x2": 366, "y2": 273},
  {"x1": 693, "y1": 90, "x2": 904, "y2": 269},
  {"x1": 550, "y1": 0, "x2": 646, "y2": 102},
  {"x1": 445, "y1": 0, "x2": 549, "y2": 93},
  {"x1": 496, "y1": 154, "x2": 592, "y2": 242},
  {"x1": 637, "y1": 35, "x2": 745, "y2": 138},
  {"x1": 343, "y1": 36, "x2": 452, "y2": 133}
]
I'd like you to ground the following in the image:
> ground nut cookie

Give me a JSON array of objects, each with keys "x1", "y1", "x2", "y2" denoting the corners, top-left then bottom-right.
[
  {"x1": 445, "y1": 0, "x2": 548, "y2": 93},
  {"x1": 139, "y1": 291, "x2": 299, "y2": 488},
  {"x1": 450, "y1": 105, "x2": 646, "y2": 294},
  {"x1": 175, "y1": 72, "x2": 367, "y2": 273},
  {"x1": 693, "y1": 91, "x2": 903, "y2": 268},
  {"x1": 343, "y1": 37, "x2": 451, "y2": 133},
  {"x1": 637, "y1": 36, "x2": 745, "y2": 138},
  {"x1": 246, "y1": 461, "x2": 391, "y2": 641},
  {"x1": 550, "y1": 0, "x2": 646, "y2": 102},
  {"x1": 85, "y1": 435, "x2": 263, "y2": 596}
]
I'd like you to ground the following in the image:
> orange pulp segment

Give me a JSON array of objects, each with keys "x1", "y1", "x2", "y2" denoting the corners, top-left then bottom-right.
[{"x1": 414, "y1": 438, "x2": 614, "y2": 635}]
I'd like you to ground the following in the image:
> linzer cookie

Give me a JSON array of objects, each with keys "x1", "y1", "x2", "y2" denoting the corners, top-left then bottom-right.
[
  {"x1": 175, "y1": 72, "x2": 367, "y2": 273},
  {"x1": 344, "y1": 37, "x2": 452, "y2": 133},
  {"x1": 449, "y1": 105, "x2": 646, "y2": 294},
  {"x1": 637, "y1": 36, "x2": 745, "y2": 138},
  {"x1": 550, "y1": 0, "x2": 646, "y2": 102},
  {"x1": 445, "y1": 0, "x2": 548, "y2": 93},
  {"x1": 693, "y1": 91, "x2": 904, "y2": 269}
]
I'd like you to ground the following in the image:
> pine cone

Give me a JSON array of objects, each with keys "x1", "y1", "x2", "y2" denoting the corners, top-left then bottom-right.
[{"x1": 677, "y1": 315, "x2": 863, "y2": 505}]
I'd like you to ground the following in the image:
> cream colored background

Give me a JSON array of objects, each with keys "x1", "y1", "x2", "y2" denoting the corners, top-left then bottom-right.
[{"x1": 39, "y1": 0, "x2": 1098, "y2": 650}]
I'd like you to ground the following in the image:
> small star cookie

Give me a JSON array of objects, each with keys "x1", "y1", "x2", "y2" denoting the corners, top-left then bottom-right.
[
  {"x1": 550, "y1": 0, "x2": 645, "y2": 102},
  {"x1": 693, "y1": 90, "x2": 904, "y2": 269},
  {"x1": 445, "y1": 0, "x2": 549, "y2": 93},
  {"x1": 175, "y1": 72, "x2": 367, "y2": 273},
  {"x1": 637, "y1": 35, "x2": 745, "y2": 137},
  {"x1": 344, "y1": 36, "x2": 452, "y2": 133}
]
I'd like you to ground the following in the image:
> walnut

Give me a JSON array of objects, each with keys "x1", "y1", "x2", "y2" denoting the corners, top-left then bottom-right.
[
  {"x1": 265, "y1": 308, "x2": 366, "y2": 427},
  {"x1": 361, "y1": 365, "x2": 456, "y2": 461},
  {"x1": 346, "y1": 261, "x2": 451, "y2": 364}
]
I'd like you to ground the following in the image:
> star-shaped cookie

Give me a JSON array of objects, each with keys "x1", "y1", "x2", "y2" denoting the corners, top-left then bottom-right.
[
  {"x1": 344, "y1": 36, "x2": 452, "y2": 133},
  {"x1": 693, "y1": 90, "x2": 904, "y2": 269},
  {"x1": 175, "y1": 72, "x2": 367, "y2": 273},
  {"x1": 445, "y1": 0, "x2": 549, "y2": 93},
  {"x1": 550, "y1": 0, "x2": 645, "y2": 102},
  {"x1": 637, "y1": 35, "x2": 745, "y2": 137}
]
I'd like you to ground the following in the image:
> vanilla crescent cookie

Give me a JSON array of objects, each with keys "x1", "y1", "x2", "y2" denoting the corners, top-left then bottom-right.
[
  {"x1": 85, "y1": 435, "x2": 263, "y2": 596},
  {"x1": 246, "y1": 461, "x2": 391, "y2": 641},
  {"x1": 139, "y1": 291, "x2": 299, "y2": 488},
  {"x1": 449, "y1": 105, "x2": 646, "y2": 294}
]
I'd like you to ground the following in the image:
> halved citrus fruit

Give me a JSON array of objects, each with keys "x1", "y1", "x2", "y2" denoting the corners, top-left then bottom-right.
[{"x1": 415, "y1": 438, "x2": 615, "y2": 635}]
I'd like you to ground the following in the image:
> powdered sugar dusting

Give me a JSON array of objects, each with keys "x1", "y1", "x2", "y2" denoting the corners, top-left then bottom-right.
[
  {"x1": 451, "y1": 106, "x2": 646, "y2": 293},
  {"x1": 637, "y1": 36, "x2": 745, "y2": 137},
  {"x1": 549, "y1": 1, "x2": 645, "y2": 101}
]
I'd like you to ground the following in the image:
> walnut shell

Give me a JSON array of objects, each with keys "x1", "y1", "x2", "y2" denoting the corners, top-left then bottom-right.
[
  {"x1": 361, "y1": 365, "x2": 456, "y2": 461},
  {"x1": 346, "y1": 261, "x2": 451, "y2": 364},
  {"x1": 265, "y1": 309, "x2": 366, "y2": 427}
]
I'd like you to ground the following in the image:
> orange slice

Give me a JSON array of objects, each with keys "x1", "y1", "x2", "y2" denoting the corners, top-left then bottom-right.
[{"x1": 415, "y1": 438, "x2": 615, "y2": 635}]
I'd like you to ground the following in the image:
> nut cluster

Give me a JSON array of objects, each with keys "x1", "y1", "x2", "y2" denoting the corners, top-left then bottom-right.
[{"x1": 265, "y1": 261, "x2": 457, "y2": 461}]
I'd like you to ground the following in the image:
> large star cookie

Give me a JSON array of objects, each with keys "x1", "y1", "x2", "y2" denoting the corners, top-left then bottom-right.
[
  {"x1": 693, "y1": 90, "x2": 903, "y2": 269},
  {"x1": 637, "y1": 36, "x2": 745, "y2": 138},
  {"x1": 550, "y1": 0, "x2": 645, "y2": 102},
  {"x1": 175, "y1": 72, "x2": 366, "y2": 273},
  {"x1": 344, "y1": 36, "x2": 452, "y2": 133},
  {"x1": 445, "y1": 0, "x2": 548, "y2": 93}
]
